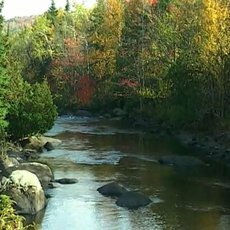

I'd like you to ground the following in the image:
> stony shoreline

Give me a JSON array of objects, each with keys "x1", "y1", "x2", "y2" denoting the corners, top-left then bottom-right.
[
  {"x1": 173, "y1": 130, "x2": 230, "y2": 167},
  {"x1": 128, "y1": 115, "x2": 230, "y2": 168},
  {"x1": 0, "y1": 135, "x2": 77, "y2": 216},
  {"x1": 86, "y1": 108, "x2": 230, "y2": 168}
]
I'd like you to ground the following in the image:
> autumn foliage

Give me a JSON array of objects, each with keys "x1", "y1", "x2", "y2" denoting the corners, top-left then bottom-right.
[
  {"x1": 7, "y1": 0, "x2": 230, "y2": 129},
  {"x1": 76, "y1": 75, "x2": 95, "y2": 105}
]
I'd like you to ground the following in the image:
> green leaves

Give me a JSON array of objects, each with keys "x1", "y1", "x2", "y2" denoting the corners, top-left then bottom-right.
[
  {"x1": 0, "y1": 195, "x2": 24, "y2": 230},
  {"x1": 6, "y1": 78, "x2": 57, "y2": 139},
  {"x1": 0, "y1": 1, "x2": 9, "y2": 137}
]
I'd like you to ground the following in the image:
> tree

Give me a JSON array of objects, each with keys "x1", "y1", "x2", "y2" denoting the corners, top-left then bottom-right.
[
  {"x1": 198, "y1": 0, "x2": 230, "y2": 119},
  {"x1": 87, "y1": 0, "x2": 124, "y2": 109},
  {"x1": 9, "y1": 15, "x2": 55, "y2": 83},
  {"x1": 5, "y1": 75, "x2": 57, "y2": 139},
  {"x1": 47, "y1": 0, "x2": 58, "y2": 24},
  {"x1": 65, "y1": 0, "x2": 71, "y2": 12},
  {"x1": 0, "y1": 0, "x2": 9, "y2": 136},
  {"x1": 154, "y1": 0, "x2": 205, "y2": 125},
  {"x1": 47, "y1": 5, "x2": 92, "y2": 110},
  {"x1": 116, "y1": 0, "x2": 155, "y2": 112}
]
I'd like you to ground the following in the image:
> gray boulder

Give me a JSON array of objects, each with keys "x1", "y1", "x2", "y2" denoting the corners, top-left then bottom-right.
[
  {"x1": 23, "y1": 136, "x2": 61, "y2": 151},
  {"x1": 0, "y1": 156, "x2": 19, "y2": 171},
  {"x1": 116, "y1": 191, "x2": 151, "y2": 209},
  {"x1": 6, "y1": 162, "x2": 54, "y2": 189},
  {"x1": 44, "y1": 142, "x2": 54, "y2": 151},
  {"x1": 97, "y1": 182, "x2": 127, "y2": 197},
  {"x1": 1, "y1": 170, "x2": 46, "y2": 214}
]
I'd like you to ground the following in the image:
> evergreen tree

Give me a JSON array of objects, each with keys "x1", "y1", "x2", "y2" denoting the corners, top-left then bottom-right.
[
  {"x1": 117, "y1": 0, "x2": 154, "y2": 111},
  {"x1": 47, "y1": 0, "x2": 58, "y2": 24},
  {"x1": 65, "y1": 0, "x2": 70, "y2": 12}
]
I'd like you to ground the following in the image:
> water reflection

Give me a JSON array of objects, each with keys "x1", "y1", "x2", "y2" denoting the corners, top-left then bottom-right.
[{"x1": 37, "y1": 116, "x2": 230, "y2": 230}]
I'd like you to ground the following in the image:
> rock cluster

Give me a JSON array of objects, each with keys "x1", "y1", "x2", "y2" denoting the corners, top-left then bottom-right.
[
  {"x1": 97, "y1": 182, "x2": 151, "y2": 209},
  {"x1": 0, "y1": 135, "x2": 75, "y2": 215}
]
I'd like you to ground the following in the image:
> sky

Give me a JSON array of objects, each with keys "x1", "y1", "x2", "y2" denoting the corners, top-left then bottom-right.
[{"x1": 2, "y1": 0, "x2": 96, "y2": 19}]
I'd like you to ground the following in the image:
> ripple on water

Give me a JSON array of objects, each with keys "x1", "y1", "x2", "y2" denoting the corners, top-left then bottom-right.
[{"x1": 45, "y1": 116, "x2": 143, "y2": 137}]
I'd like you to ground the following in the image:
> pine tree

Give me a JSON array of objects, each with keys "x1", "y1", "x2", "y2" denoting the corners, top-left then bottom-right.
[
  {"x1": 65, "y1": 0, "x2": 70, "y2": 12},
  {"x1": 47, "y1": 0, "x2": 57, "y2": 25}
]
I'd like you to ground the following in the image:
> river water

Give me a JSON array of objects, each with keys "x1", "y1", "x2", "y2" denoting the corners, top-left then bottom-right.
[{"x1": 35, "y1": 116, "x2": 230, "y2": 230}]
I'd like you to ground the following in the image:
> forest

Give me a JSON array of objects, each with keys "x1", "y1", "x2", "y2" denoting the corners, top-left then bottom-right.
[{"x1": 0, "y1": 0, "x2": 229, "y2": 140}]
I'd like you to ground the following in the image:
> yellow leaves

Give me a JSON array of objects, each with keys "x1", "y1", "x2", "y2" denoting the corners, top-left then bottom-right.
[
  {"x1": 200, "y1": 0, "x2": 230, "y2": 60},
  {"x1": 88, "y1": 0, "x2": 124, "y2": 79}
]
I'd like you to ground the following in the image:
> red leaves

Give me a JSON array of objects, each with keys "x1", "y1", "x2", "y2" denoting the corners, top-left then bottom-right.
[
  {"x1": 149, "y1": 0, "x2": 158, "y2": 7},
  {"x1": 49, "y1": 36, "x2": 94, "y2": 106},
  {"x1": 120, "y1": 78, "x2": 140, "y2": 88},
  {"x1": 76, "y1": 75, "x2": 95, "y2": 105}
]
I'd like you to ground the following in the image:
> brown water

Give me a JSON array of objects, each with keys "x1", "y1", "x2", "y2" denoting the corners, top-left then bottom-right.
[{"x1": 36, "y1": 116, "x2": 230, "y2": 230}]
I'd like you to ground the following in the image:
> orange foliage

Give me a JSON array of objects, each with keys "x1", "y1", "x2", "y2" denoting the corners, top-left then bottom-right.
[
  {"x1": 76, "y1": 75, "x2": 95, "y2": 105},
  {"x1": 49, "y1": 37, "x2": 95, "y2": 106},
  {"x1": 149, "y1": 0, "x2": 158, "y2": 7},
  {"x1": 120, "y1": 78, "x2": 140, "y2": 88}
]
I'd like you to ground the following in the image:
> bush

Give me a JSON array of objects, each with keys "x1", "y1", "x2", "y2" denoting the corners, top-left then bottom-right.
[
  {"x1": 6, "y1": 76, "x2": 57, "y2": 139},
  {"x1": 0, "y1": 195, "x2": 24, "y2": 229}
]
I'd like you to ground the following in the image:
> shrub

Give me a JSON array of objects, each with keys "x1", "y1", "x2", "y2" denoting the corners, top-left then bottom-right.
[
  {"x1": 6, "y1": 77, "x2": 57, "y2": 139},
  {"x1": 0, "y1": 195, "x2": 24, "y2": 229}
]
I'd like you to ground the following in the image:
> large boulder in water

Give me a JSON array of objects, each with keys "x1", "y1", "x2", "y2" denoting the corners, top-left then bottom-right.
[
  {"x1": 1, "y1": 170, "x2": 46, "y2": 214},
  {"x1": 6, "y1": 162, "x2": 54, "y2": 189},
  {"x1": 115, "y1": 191, "x2": 151, "y2": 209},
  {"x1": 97, "y1": 182, "x2": 127, "y2": 197},
  {"x1": 158, "y1": 155, "x2": 205, "y2": 168},
  {"x1": 22, "y1": 136, "x2": 61, "y2": 152}
]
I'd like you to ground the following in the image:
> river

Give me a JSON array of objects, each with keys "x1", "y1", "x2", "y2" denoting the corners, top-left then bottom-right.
[{"x1": 34, "y1": 116, "x2": 230, "y2": 230}]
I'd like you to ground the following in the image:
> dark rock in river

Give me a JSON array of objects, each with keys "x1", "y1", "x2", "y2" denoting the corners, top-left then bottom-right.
[
  {"x1": 159, "y1": 155, "x2": 205, "y2": 168},
  {"x1": 44, "y1": 142, "x2": 54, "y2": 151},
  {"x1": 97, "y1": 182, "x2": 127, "y2": 197},
  {"x1": 55, "y1": 178, "x2": 78, "y2": 184},
  {"x1": 115, "y1": 191, "x2": 151, "y2": 209}
]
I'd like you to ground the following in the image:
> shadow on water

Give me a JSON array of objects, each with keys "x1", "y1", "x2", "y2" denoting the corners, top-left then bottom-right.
[{"x1": 29, "y1": 116, "x2": 230, "y2": 230}]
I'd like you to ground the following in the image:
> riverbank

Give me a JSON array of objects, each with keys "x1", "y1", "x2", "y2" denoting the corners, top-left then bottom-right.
[
  {"x1": 125, "y1": 114, "x2": 230, "y2": 168},
  {"x1": 0, "y1": 135, "x2": 63, "y2": 219},
  {"x1": 91, "y1": 108, "x2": 230, "y2": 168},
  {"x1": 62, "y1": 108, "x2": 230, "y2": 167}
]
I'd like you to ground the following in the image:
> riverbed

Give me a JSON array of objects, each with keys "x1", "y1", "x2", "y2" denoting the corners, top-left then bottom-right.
[{"x1": 35, "y1": 116, "x2": 230, "y2": 229}]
